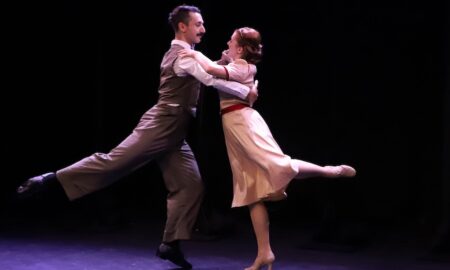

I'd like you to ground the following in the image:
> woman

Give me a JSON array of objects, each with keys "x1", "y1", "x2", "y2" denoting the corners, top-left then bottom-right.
[{"x1": 179, "y1": 27, "x2": 356, "y2": 270}]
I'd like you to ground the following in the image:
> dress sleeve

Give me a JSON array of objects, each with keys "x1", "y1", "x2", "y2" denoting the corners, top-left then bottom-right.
[
  {"x1": 225, "y1": 61, "x2": 247, "y2": 83},
  {"x1": 224, "y1": 59, "x2": 256, "y2": 85}
]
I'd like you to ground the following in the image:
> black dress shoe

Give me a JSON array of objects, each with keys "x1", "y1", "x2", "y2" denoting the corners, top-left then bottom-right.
[
  {"x1": 17, "y1": 172, "x2": 57, "y2": 199},
  {"x1": 156, "y1": 243, "x2": 192, "y2": 269}
]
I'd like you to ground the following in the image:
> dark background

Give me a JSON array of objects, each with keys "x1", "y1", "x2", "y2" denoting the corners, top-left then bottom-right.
[{"x1": 3, "y1": 0, "x2": 449, "y2": 253}]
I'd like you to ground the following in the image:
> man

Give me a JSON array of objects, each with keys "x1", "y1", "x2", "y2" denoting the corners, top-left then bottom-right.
[{"x1": 17, "y1": 5, "x2": 257, "y2": 269}]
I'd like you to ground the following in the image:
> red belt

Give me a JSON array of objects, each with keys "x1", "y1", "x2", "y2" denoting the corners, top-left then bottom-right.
[{"x1": 220, "y1": 103, "x2": 249, "y2": 115}]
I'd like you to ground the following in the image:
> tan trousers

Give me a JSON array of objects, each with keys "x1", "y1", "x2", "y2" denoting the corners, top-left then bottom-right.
[{"x1": 56, "y1": 104, "x2": 203, "y2": 242}]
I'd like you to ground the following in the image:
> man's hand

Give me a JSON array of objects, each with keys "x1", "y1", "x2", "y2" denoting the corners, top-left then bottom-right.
[{"x1": 247, "y1": 80, "x2": 259, "y2": 106}]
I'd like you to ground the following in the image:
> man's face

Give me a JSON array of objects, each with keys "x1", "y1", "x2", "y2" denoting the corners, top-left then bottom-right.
[{"x1": 182, "y1": 12, "x2": 205, "y2": 45}]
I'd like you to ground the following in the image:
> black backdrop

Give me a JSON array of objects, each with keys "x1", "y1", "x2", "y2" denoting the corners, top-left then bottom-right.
[{"x1": 4, "y1": 0, "x2": 449, "y2": 249}]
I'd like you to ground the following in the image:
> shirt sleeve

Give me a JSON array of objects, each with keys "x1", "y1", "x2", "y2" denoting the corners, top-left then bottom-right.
[{"x1": 174, "y1": 56, "x2": 250, "y2": 100}]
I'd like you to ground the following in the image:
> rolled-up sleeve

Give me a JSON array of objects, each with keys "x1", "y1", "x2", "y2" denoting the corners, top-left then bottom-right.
[{"x1": 174, "y1": 56, "x2": 250, "y2": 100}]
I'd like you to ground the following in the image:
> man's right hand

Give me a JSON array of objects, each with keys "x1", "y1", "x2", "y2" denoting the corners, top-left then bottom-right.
[{"x1": 247, "y1": 80, "x2": 259, "y2": 106}]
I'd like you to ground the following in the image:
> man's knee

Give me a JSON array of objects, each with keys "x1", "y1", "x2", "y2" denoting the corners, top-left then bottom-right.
[
  {"x1": 184, "y1": 177, "x2": 203, "y2": 200},
  {"x1": 191, "y1": 178, "x2": 204, "y2": 195}
]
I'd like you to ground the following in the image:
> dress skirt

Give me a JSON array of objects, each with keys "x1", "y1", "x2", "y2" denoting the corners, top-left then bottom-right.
[{"x1": 221, "y1": 106, "x2": 299, "y2": 207}]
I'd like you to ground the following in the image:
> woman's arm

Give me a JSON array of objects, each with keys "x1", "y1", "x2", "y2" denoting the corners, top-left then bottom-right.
[{"x1": 179, "y1": 49, "x2": 228, "y2": 79}]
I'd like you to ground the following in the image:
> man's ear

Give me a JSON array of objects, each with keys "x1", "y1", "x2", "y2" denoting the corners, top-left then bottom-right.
[{"x1": 178, "y1": 22, "x2": 187, "y2": 33}]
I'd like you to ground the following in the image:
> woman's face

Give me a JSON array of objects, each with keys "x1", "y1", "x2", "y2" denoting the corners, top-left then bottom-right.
[{"x1": 226, "y1": 31, "x2": 243, "y2": 60}]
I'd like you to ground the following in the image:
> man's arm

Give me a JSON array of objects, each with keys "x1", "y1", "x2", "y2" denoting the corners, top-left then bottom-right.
[
  {"x1": 175, "y1": 56, "x2": 250, "y2": 100},
  {"x1": 178, "y1": 49, "x2": 227, "y2": 79}
]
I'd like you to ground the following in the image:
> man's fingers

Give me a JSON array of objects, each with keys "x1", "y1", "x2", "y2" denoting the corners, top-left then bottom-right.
[{"x1": 254, "y1": 80, "x2": 259, "y2": 88}]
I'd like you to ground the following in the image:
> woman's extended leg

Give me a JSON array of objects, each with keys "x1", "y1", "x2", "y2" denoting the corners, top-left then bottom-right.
[{"x1": 292, "y1": 160, "x2": 356, "y2": 179}]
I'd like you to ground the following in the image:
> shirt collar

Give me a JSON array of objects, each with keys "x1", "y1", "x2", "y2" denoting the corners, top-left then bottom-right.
[{"x1": 171, "y1": 39, "x2": 193, "y2": 49}]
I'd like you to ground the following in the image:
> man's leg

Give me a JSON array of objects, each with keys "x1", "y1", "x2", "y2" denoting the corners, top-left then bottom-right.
[
  {"x1": 19, "y1": 109, "x2": 165, "y2": 201},
  {"x1": 156, "y1": 141, "x2": 203, "y2": 268}
]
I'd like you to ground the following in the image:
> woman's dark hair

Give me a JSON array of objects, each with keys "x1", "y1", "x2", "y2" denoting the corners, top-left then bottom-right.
[{"x1": 235, "y1": 27, "x2": 263, "y2": 64}]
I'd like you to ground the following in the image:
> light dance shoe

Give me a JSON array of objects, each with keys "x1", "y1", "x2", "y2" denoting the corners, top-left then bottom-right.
[
  {"x1": 263, "y1": 190, "x2": 287, "y2": 202},
  {"x1": 336, "y1": 165, "x2": 356, "y2": 177},
  {"x1": 245, "y1": 254, "x2": 275, "y2": 270},
  {"x1": 325, "y1": 165, "x2": 356, "y2": 178}
]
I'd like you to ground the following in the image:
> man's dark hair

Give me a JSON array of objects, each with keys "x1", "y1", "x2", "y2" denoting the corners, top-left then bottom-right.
[{"x1": 168, "y1": 5, "x2": 201, "y2": 32}]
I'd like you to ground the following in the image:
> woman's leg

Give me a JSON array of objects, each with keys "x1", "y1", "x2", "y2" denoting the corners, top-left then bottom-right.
[
  {"x1": 292, "y1": 160, "x2": 356, "y2": 179},
  {"x1": 245, "y1": 202, "x2": 275, "y2": 270}
]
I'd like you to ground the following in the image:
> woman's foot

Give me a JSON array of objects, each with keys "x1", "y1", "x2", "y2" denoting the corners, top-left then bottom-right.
[
  {"x1": 263, "y1": 190, "x2": 287, "y2": 202},
  {"x1": 325, "y1": 165, "x2": 356, "y2": 178},
  {"x1": 245, "y1": 253, "x2": 275, "y2": 270}
]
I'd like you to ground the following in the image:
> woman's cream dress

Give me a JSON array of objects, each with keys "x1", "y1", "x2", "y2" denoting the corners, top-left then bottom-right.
[{"x1": 219, "y1": 59, "x2": 299, "y2": 207}]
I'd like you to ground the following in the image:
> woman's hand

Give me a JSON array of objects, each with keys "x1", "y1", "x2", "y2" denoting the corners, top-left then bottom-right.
[
  {"x1": 219, "y1": 49, "x2": 232, "y2": 64},
  {"x1": 178, "y1": 49, "x2": 197, "y2": 58}
]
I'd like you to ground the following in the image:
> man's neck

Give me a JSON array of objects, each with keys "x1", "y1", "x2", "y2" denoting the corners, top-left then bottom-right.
[{"x1": 174, "y1": 34, "x2": 193, "y2": 47}]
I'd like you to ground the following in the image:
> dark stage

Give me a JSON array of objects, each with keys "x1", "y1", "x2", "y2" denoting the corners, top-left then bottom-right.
[
  {"x1": 3, "y1": 0, "x2": 450, "y2": 269},
  {"x1": 1, "y1": 214, "x2": 449, "y2": 270}
]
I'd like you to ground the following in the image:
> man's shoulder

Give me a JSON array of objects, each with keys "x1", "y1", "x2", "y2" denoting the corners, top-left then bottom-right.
[
  {"x1": 170, "y1": 44, "x2": 184, "y2": 50},
  {"x1": 163, "y1": 45, "x2": 184, "y2": 60}
]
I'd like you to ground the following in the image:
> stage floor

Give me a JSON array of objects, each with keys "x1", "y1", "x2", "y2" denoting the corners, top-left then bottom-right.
[{"x1": 0, "y1": 215, "x2": 448, "y2": 270}]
